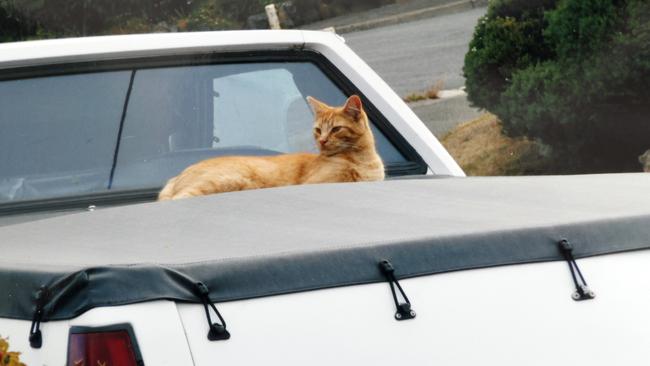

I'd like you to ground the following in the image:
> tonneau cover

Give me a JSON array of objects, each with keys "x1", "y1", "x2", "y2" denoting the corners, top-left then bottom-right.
[{"x1": 1, "y1": 174, "x2": 650, "y2": 320}]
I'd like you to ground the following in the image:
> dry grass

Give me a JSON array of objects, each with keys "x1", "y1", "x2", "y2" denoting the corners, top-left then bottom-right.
[
  {"x1": 403, "y1": 93, "x2": 428, "y2": 103},
  {"x1": 425, "y1": 80, "x2": 444, "y2": 99},
  {"x1": 403, "y1": 80, "x2": 444, "y2": 103},
  {"x1": 441, "y1": 113, "x2": 548, "y2": 176}
]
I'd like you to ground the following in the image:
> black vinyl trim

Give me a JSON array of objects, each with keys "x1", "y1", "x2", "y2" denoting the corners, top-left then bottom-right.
[{"x1": 67, "y1": 323, "x2": 144, "y2": 366}]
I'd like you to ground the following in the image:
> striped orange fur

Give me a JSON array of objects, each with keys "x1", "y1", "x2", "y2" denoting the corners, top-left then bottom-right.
[{"x1": 158, "y1": 95, "x2": 384, "y2": 200}]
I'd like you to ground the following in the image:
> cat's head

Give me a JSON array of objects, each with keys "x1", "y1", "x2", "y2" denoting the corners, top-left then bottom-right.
[{"x1": 306, "y1": 95, "x2": 373, "y2": 155}]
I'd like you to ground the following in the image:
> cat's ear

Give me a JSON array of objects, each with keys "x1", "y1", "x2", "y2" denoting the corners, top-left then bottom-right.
[
  {"x1": 307, "y1": 96, "x2": 329, "y2": 114},
  {"x1": 342, "y1": 95, "x2": 363, "y2": 121}
]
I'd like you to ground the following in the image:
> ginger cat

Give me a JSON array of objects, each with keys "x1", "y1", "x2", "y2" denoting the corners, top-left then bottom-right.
[{"x1": 158, "y1": 95, "x2": 384, "y2": 200}]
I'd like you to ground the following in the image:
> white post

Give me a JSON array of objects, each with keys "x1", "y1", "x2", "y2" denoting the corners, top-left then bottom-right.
[{"x1": 265, "y1": 4, "x2": 281, "y2": 30}]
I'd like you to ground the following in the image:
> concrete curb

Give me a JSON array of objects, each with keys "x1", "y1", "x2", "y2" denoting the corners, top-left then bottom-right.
[{"x1": 331, "y1": 0, "x2": 488, "y2": 34}]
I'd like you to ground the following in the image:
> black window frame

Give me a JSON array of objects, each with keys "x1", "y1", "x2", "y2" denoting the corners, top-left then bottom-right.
[{"x1": 0, "y1": 49, "x2": 427, "y2": 215}]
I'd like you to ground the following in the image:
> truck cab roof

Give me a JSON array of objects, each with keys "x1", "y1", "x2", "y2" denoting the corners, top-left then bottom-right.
[{"x1": 0, "y1": 30, "x2": 329, "y2": 69}]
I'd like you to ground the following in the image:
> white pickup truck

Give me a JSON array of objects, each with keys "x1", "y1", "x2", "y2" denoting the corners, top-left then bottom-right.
[{"x1": 0, "y1": 31, "x2": 649, "y2": 366}]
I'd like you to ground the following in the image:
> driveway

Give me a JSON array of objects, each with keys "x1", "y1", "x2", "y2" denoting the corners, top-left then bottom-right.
[{"x1": 344, "y1": 7, "x2": 486, "y2": 96}]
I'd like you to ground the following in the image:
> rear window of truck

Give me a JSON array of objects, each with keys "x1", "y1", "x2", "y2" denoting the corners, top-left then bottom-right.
[{"x1": 0, "y1": 57, "x2": 423, "y2": 205}]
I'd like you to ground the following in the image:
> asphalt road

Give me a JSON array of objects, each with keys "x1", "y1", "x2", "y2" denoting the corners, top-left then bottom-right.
[{"x1": 344, "y1": 7, "x2": 486, "y2": 96}]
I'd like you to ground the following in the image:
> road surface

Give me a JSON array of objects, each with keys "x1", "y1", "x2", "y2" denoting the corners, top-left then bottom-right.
[{"x1": 344, "y1": 7, "x2": 486, "y2": 96}]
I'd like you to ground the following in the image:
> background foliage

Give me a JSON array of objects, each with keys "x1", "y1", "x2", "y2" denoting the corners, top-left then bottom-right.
[
  {"x1": 0, "y1": 0, "x2": 272, "y2": 37},
  {"x1": 464, "y1": 0, "x2": 650, "y2": 173},
  {"x1": 0, "y1": 0, "x2": 392, "y2": 41}
]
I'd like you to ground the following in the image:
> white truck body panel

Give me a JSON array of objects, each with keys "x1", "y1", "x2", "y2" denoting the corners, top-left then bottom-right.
[
  {"x1": 0, "y1": 31, "x2": 306, "y2": 68},
  {"x1": 2, "y1": 301, "x2": 193, "y2": 365},
  {"x1": 3, "y1": 250, "x2": 648, "y2": 365},
  {"x1": 175, "y1": 250, "x2": 650, "y2": 365}
]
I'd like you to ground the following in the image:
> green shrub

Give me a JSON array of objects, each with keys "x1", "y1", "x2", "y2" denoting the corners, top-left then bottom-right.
[
  {"x1": 463, "y1": 0, "x2": 555, "y2": 109},
  {"x1": 0, "y1": 1, "x2": 47, "y2": 42},
  {"x1": 1, "y1": 0, "x2": 194, "y2": 39},
  {"x1": 464, "y1": 0, "x2": 650, "y2": 173}
]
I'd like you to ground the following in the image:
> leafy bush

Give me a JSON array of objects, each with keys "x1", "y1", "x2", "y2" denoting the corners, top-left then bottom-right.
[
  {"x1": 0, "y1": 0, "x2": 278, "y2": 39},
  {"x1": 0, "y1": 2, "x2": 34, "y2": 42},
  {"x1": 464, "y1": 0, "x2": 650, "y2": 173},
  {"x1": 0, "y1": 0, "x2": 399, "y2": 41},
  {"x1": 1, "y1": 0, "x2": 194, "y2": 38}
]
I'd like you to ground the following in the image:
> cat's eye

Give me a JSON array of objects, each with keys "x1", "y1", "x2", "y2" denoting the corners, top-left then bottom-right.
[
  {"x1": 331, "y1": 126, "x2": 342, "y2": 133},
  {"x1": 314, "y1": 127, "x2": 321, "y2": 134}
]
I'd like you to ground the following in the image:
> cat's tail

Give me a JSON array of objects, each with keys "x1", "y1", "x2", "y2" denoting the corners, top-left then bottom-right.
[{"x1": 158, "y1": 177, "x2": 178, "y2": 201}]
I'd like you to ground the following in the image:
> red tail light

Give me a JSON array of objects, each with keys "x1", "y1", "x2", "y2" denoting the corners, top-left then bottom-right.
[{"x1": 67, "y1": 324, "x2": 143, "y2": 366}]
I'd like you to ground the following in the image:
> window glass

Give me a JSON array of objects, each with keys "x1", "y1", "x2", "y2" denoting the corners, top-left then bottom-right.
[
  {"x1": 112, "y1": 62, "x2": 409, "y2": 190},
  {"x1": 0, "y1": 61, "x2": 415, "y2": 204},
  {"x1": 0, "y1": 71, "x2": 131, "y2": 203}
]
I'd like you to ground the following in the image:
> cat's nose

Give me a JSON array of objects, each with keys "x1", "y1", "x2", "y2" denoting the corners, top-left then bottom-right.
[{"x1": 319, "y1": 138, "x2": 328, "y2": 146}]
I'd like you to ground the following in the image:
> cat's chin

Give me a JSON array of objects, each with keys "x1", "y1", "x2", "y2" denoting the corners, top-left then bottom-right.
[
  {"x1": 321, "y1": 143, "x2": 366, "y2": 156},
  {"x1": 320, "y1": 146, "x2": 347, "y2": 156}
]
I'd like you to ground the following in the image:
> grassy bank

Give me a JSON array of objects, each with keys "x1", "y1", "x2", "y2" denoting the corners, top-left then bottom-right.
[{"x1": 441, "y1": 113, "x2": 549, "y2": 176}]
